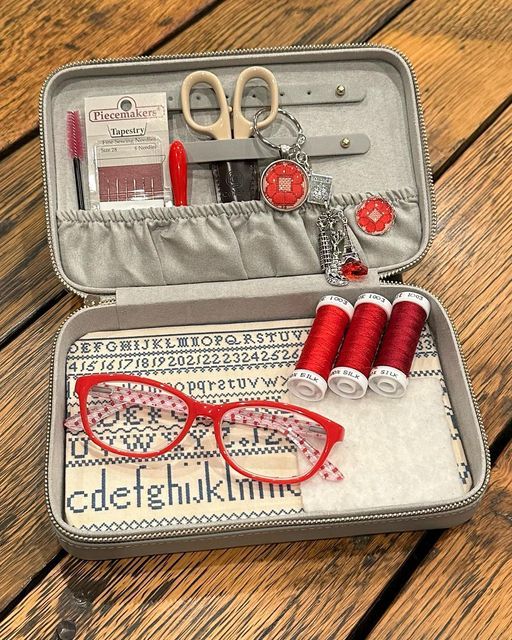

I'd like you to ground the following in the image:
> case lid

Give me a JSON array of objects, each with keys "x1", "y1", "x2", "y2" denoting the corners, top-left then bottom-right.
[{"x1": 40, "y1": 45, "x2": 435, "y2": 300}]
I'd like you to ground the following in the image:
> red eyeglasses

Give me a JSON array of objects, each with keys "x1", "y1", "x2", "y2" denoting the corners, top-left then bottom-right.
[{"x1": 64, "y1": 374, "x2": 345, "y2": 485}]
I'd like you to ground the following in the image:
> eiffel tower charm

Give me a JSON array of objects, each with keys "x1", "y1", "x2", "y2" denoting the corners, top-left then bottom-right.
[
  {"x1": 339, "y1": 222, "x2": 368, "y2": 281},
  {"x1": 326, "y1": 228, "x2": 349, "y2": 286},
  {"x1": 317, "y1": 207, "x2": 368, "y2": 285}
]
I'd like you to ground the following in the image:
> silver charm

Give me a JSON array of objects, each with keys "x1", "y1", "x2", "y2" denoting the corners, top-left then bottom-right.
[
  {"x1": 340, "y1": 227, "x2": 361, "y2": 265},
  {"x1": 254, "y1": 108, "x2": 336, "y2": 213},
  {"x1": 317, "y1": 204, "x2": 349, "y2": 287},
  {"x1": 326, "y1": 227, "x2": 349, "y2": 286},
  {"x1": 317, "y1": 208, "x2": 333, "y2": 272},
  {"x1": 338, "y1": 219, "x2": 368, "y2": 281},
  {"x1": 253, "y1": 109, "x2": 313, "y2": 212},
  {"x1": 252, "y1": 107, "x2": 367, "y2": 284},
  {"x1": 308, "y1": 173, "x2": 333, "y2": 205}
]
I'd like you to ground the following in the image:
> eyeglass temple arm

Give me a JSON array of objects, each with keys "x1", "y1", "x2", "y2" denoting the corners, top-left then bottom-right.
[
  {"x1": 64, "y1": 387, "x2": 343, "y2": 481},
  {"x1": 64, "y1": 386, "x2": 189, "y2": 433}
]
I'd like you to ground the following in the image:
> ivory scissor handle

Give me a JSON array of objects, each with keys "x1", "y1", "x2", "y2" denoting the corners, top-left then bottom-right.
[
  {"x1": 232, "y1": 66, "x2": 279, "y2": 139},
  {"x1": 180, "y1": 70, "x2": 232, "y2": 140}
]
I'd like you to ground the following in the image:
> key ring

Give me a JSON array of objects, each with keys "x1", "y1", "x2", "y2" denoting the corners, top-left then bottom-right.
[
  {"x1": 253, "y1": 107, "x2": 306, "y2": 156},
  {"x1": 254, "y1": 106, "x2": 367, "y2": 283},
  {"x1": 253, "y1": 107, "x2": 311, "y2": 212}
]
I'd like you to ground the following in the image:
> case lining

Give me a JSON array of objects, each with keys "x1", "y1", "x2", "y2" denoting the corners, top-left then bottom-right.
[
  {"x1": 47, "y1": 281, "x2": 488, "y2": 544},
  {"x1": 62, "y1": 319, "x2": 467, "y2": 534},
  {"x1": 41, "y1": 49, "x2": 433, "y2": 294}
]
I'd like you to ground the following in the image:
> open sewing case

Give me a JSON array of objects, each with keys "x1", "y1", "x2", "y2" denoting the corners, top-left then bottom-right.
[{"x1": 41, "y1": 45, "x2": 489, "y2": 559}]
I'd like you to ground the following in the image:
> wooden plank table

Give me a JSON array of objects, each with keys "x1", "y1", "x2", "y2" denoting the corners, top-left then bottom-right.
[{"x1": 0, "y1": 0, "x2": 510, "y2": 637}]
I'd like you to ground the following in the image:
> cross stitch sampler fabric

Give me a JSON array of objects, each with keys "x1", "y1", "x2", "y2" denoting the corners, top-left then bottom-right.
[{"x1": 64, "y1": 319, "x2": 471, "y2": 533}]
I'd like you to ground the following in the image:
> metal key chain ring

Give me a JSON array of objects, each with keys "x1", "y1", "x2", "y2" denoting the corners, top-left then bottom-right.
[
  {"x1": 254, "y1": 107, "x2": 311, "y2": 212},
  {"x1": 253, "y1": 107, "x2": 306, "y2": 155}
]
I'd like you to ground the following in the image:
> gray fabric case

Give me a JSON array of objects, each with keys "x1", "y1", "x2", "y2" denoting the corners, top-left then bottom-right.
[{"x1": 40, "y1": 45, "x2": 489, "y2": 560}]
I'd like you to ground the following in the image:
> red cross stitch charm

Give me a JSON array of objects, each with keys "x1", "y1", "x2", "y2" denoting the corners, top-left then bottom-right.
[
  {"x1": 260, "y1": 159, "x2": 309, "y2": 211},
  {"x1": 355, "y1": 197, "x2": 395, "y2": 235}
]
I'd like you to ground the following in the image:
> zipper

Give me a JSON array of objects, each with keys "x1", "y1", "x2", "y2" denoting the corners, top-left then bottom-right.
[
  {"x1": 83, "y1": 295, "x2": 116, "y2": 307},
  {"x1": 44, "y1": 285, "x2": 489, "y2": 545},
  {"x1": 39, "y1": 42, "x2": 436, "y2": 304},
  {"x1": 41, "y1": 45, "x2": 485, "y2": 546}
]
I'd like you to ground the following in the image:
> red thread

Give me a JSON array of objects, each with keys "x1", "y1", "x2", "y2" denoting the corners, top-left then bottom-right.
[
  {"x1": 374, "y1": 300, "x2": 427, "y2": 375},
  {"x1": 334, "y1": 302, "x2": 388, "y2": 377},
  {"x1": 296, "y1": 304, "x2": 351, "y2": 381}
]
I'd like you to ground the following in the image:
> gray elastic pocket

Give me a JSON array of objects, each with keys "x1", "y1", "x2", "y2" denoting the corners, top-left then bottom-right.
[{"x1": 56, "y1": 188, "x2": 419, "y2": 289}]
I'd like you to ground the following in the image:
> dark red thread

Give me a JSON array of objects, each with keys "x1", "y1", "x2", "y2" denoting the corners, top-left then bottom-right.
[
  {"x1": 296, "y1": 305, "x2": 351, "y2": 381},
  {"x1": 374, "y1": 301, "x2": 427, "y2": 375},
  {"x1": 334, "y1": 302, "x2": 388, "y2": 377}
]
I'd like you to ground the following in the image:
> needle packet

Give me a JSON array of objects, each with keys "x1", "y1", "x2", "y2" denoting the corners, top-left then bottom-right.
[{"x1": 84, "y1": 93, "x2": 171, "y2": 210}]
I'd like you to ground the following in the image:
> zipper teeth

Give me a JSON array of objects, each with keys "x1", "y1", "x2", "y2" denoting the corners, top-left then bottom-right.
[
  {"x1": 38, "y1": 109, "x2": 84, "y2": 299},
  {"x1": 42, "y1": 45, "x2": 480, "y2": 546},
  {"x1": 39, "y1": 42, "x2": 436, "y2": 303},
  {"x1": 380, "y1": 50, "x2": 437, "y2": 277},
  {"x1": 44, "y1": 286, "x2": 489, "y2": 546}
]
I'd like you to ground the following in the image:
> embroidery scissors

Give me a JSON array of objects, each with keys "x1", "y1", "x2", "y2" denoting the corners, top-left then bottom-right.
[{"x1": 180, "y1": 66, "x2": 279, "y2": 202}]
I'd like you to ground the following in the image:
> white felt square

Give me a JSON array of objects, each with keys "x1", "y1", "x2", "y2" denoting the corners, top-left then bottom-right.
[{"x1": 295, "y1": 378, "x2": 465, "y2": 513}]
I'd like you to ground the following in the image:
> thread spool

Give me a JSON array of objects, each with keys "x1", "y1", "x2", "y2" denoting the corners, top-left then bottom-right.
[
  {"x1": 369, "y1": 291, "x2": 430, "y2": 398},
  {"x1": 287, "y1": 295, "x2": 353, "y2": 401},
  {"x1": 328, "y1": 293, "x2": 392, "y2": 399}
]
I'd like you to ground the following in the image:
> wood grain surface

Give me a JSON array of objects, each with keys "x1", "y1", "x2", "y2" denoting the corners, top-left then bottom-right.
[
  {"x1": 368, "y1": 439, "x2": 512, "y2": 640},
  {"x1": 409, "y1": 106, "x2": 512, "y2": 441},
  {"x1": 158, "y1": 0, "x2": 512, "y2": 174},
  {"x1": 376, "y1": 0, "x2": 512, "y2": 172},
  {"x1": 0, "y1": 533, "x2": 422, "y2": 640},
  {"x1": 152, "y1": 0, "x2": 406, "y2": 53},
  {"x1": 1, "y1": 0, "x2": 511, "y2": 344},
  {"x1": 0, "y1": 89, "x2": 509, "y2": 640},
  {"x1": 0, "y1": 139, "x2": 62, "y2": 345},
  {"x1": 0, "y1": 0, "x2": 216, "y2": 151},
  {"x1": 0, "y1": 295, "x2": 80, "y2": 610}
]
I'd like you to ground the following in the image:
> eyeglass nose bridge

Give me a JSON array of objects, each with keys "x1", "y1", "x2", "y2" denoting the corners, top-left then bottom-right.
[{"x1": 191, "y1": 401, "x2": 219, "y2": 419}]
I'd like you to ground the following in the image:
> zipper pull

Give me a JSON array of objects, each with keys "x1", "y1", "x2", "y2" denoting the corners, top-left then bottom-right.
[{"x1": 84, "y1": 294, "x2": 115, "y2": 307}]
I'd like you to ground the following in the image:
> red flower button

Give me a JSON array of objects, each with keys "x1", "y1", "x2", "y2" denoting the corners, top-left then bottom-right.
[
  {"x1": 355, "y1": 197, "x2": 395, "y2": 235},
  {"x1": 261, "y1": 160, "x2": 308, "y2": 211}
]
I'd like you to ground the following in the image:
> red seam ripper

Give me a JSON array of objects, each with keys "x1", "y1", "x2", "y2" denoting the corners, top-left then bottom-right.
[{"x1": 169, "y1": 140, "x2": 188, "y2": 206}]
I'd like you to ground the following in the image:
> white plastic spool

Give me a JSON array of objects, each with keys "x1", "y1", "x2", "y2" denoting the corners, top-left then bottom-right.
[
  {"x1": 287, "y1": 295, "x2": 354, "y2": 402},
  {"x1": 368, "y1": 291, "x2": 431, "y2": 398},
  {"x1": 328, "y1": 293, "x2": 392, "y2": 399}
]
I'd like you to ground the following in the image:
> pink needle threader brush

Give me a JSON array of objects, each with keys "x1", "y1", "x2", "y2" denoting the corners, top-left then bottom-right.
[{"x1": 66, "y1": 110, "x2": 85, "y2": 209}]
